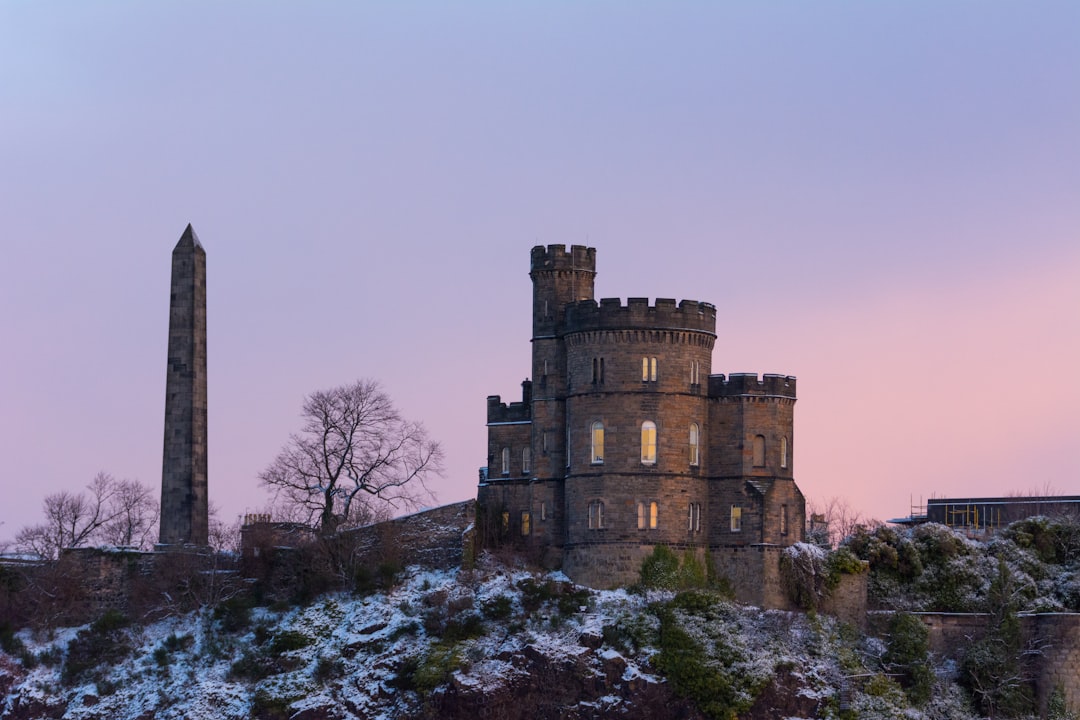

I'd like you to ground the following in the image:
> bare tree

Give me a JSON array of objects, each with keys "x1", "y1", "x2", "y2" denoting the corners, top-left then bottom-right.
[
  {"x1": 98, "y1": 478, "x2": 159, "y2": 548},
  {"x1": 260, "y1": 379, "x2": 443, "y2": 535},
  {"x1": 14, "y1": 472, "x2": 159, "y2": 559},
  {"x1": 806, "y1": 496, "x2": 878, "y2": 548}
]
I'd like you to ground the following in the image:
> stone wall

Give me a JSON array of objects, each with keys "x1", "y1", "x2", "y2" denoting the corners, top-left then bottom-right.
[
  {"x1": 820, "y1": 569, "x2": 869, "y2": 628},
  {"x1": 1027, "y1": 613, "x2": 1080, "y2": 714},
  {"x1": 710, "y1": 545, "x2": 794, "y2": 610},
  {"x1": 873, "y1": 611, "x2": 1080, "y2": 717},
  {"x1": 340, "y1": 500, "x2": 475, "y2": 571}
]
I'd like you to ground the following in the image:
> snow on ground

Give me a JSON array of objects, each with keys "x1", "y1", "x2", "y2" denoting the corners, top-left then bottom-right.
[{"x1": 2, "y1": 554, "x2": 987, "y2": 720}]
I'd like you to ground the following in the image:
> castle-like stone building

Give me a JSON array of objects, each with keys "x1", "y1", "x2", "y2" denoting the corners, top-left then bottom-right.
[{"x1": 478, "y1": 245, "x2": 805, "y2": 601}]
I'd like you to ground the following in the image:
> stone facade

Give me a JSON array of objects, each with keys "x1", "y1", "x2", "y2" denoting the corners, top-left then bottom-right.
[
  {"x1": 159, "y1": 225, "x2": 209, "y2": 547},
  {"x1": 478, "y1": 245, "x2": 805, "y2": 603}
]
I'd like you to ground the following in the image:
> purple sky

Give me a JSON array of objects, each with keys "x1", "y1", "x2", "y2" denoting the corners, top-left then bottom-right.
[{"x1": 2, "y1": 2, "x2": 1078, "y2": 544}]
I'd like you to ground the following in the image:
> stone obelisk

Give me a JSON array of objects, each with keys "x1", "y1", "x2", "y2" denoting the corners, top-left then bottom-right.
[{"x1": 159, "y1": 224, "x2": 209, "y2": 547}]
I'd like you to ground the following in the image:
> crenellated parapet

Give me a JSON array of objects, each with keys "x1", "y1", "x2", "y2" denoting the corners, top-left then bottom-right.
[
  {"x1": 709, "y1": 373, "x2": 796, "y2": 399},
  {"x1": 487, "y1": 394, "x2": 531, "y2": 425},
  {"x1": 530, "y1": 244, "x2": 597, "y2": 274},
  {"x1": 564, "y1": 297, "x2": 717, "y2": 335}
]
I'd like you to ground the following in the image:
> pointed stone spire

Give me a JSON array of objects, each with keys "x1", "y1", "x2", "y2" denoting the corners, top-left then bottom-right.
[{"x1": 159, "y1": 224, "x2": 209, "y2": 547}]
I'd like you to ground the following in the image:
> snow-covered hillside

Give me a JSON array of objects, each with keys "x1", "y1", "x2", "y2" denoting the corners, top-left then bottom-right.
[{"x1": 1, "y1": 555, "x2": 984, "y2": 720}]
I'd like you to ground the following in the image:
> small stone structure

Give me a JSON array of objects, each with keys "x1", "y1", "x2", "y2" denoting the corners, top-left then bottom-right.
[
  {"x1": 159, "y1": 224, "x2": 209, "y2": 547},
  {"x1": 478, "y1": 245, "x2": 805, "y2": 605}
]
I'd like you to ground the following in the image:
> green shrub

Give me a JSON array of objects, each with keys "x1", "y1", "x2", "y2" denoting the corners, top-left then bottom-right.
[
  {"x1": 650, "y1": 605, "x2": 755, "y2": 720},
  {"x1": 213, "y1": 596, "x2": 254, "y2": 632},
  {"x1": 163, "y1": 633, "x2": 194, "y2": 652},
  {"x1": 36, "y1": 646, "x2": 62, "y2": 667},
  {"x1": 1048, "y1": 685, "x2": 1078, "y2": 720},
  {"x1": 443, "y1": 613, "x2": 486, "y2": 642},
  {"x1": 882, "y1": 613, "x2": 932, "y2": 705},
  {"x1": 0, "y1": 622, "x2": 25, "y2": 655},
  {"x1": 517, "y1": 578, "x2": 558, "y2": 612},
  {"x1": 413, "y1": 642, "x2": 462, "y2": 694},
  {"x1": 640, "y1": 545, "x2": 682, "y2": 590},
  {"x1": 314, "y1": 655, "x2": 345, "y2": 683},
  {"x1": 229, "y1": 649, "x2": 279, "y2": 681},
  {"x1": 825, "y1": 547, "x2": 867, "y2": 589},
  {"x1": 269, "y1": 630, "x2": 312, "y2": 653},
  {"x1": 62, "y1": 611, "x2": 132, "y2": 685},
  {"x1": 389, "y1": 621, "x2": 420, "y2": 640},
  {"x1": 251, "y1": 689, "x2": 298, "y2": 720},
  {"x1": 481, "y1": 594, "x2": 514, "y2": 620}
]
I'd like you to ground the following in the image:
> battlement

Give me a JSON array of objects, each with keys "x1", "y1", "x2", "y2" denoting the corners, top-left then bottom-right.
[
  {"x1": 563, "y1": 297, "x2": 717, "y2": 335},
  {"x1": 487, "y1": 391, "x2": 532, "y2": 425},
  {"x1": 709, "y1": 373, "x2": 797, "y2": 398},
  {"x1": 530, "y1": 244, "x2": 597, "y2": 273}
]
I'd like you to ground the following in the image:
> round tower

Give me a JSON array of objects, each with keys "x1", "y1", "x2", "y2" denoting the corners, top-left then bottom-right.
[
  {"x1": 529, "y1": 244, "x2": 596, "y2": 481},
  {"x1": 560, "y1": 296, "x2": 718, "y2": 587}
]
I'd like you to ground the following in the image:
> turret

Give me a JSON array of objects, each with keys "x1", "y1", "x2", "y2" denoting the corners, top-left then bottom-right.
[
  {"x1": 529, "y1": 245, "x2": 596, "y2": 479},
  {"x1": 530, "y1": 245, "x2": 596, "y2": 338}
]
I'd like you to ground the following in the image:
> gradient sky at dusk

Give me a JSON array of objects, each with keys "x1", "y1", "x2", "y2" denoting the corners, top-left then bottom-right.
[{"x1": 2, "y1": 2, "x2": 1078, "y2": 543}]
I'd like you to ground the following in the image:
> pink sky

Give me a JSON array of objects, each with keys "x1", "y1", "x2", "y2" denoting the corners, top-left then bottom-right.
[{"x1": 1, "y1": 3, "x2": 1077, "y2": 543}]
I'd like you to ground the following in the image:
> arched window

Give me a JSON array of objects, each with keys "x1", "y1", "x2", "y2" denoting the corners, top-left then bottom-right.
[
  {"x1": 501, "y1": 447, "x2": 511, "y2": 475},
  {"x1": 689, "y1": 423, "x2": 700, "y2": 466},
  {"x1": 588, "y1": 500, "x2": 605, "y2": 530},
  {"x1": 780, "y1": 437, "x2": 788, "y2": 469},
  {"x1": 521, "y1": 511, "x2": 531, "y2": 536},
  {"x1": 591, "y1": 421, "x2": 604, "y2": 464},
  {"x1": 649, "y1": 501, "x2": 658, "y2": 529},
  {"x1": 522, "y1": 447, "x2": 531, "y2": 474},
  {"x1": 641, "y1": 421, "x2": 657, "y2": 465},
  {"x1": 637, "y1": 502, "x2": 646, "y2": 530},
  {"x1": 752, "y1": 435, "x2": 766, "y2": 467}
]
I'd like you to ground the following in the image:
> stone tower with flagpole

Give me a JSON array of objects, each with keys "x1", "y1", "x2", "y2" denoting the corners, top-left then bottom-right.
[{"x1": 159, "y1": 224, "x2": 209, "y2": 547}]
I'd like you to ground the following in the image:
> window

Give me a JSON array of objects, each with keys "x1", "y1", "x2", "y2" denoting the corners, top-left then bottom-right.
[
  {"x1": 591, "y1": 421, "x2": 604, "y2": 463},
  {"x1": 730, "y1": 505, "x2": 742, "y2": 532},
  {"x1": 588, "y1": 500, "x2": 605, "y2": 529},
  {"x1": 641, "y1": 421, "x2": 657, "y2": 464},
  {"x1": 780, "y1": 437, "x2": 788, "y2": 469},
  {"x1": 638, "y1": 501, "x2": 658, "y2": 530},
  {"x1": 689, "y1": 423, "x2": 700, "y2": 466},
  {"x1": 688, "y1": 503, "x2": 701, "y2": 533},
  {"x1": 591, "y1": 357, "x2": 606, "y2": 385},
  {"x1": 522, "y1": 447, "x2": 531, "y2": 474},
  {"x1": 690, "y1": 360, "x2": 700, "y2": 385},
  {"x1": 566, "y1": 426, "x2": 571, "y2": 468},
  {"x1": 501, "y1": 511, "x2": 510, "y2": 533},
  {"x1": 501, "y1": 447, "x2": 510, "y2": 475},
  {"x1": 752, "y1": 435, "x2": 766, "y2": 467},
  {"x1": 521, "y1": 511, "x2": 531, "y2": 536},
  {"x1": 540, "y1": 501, "x2": 547, "y2": 521},
  {"x1": 542, "y1": 431, "x2": 548, "y2": 454},
  {"x1": 642, "y1": 356, "x2": 657, "y2": 382},
  {"x1": 781, "y1": 505, "x2": 788, "y2": 536}
]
